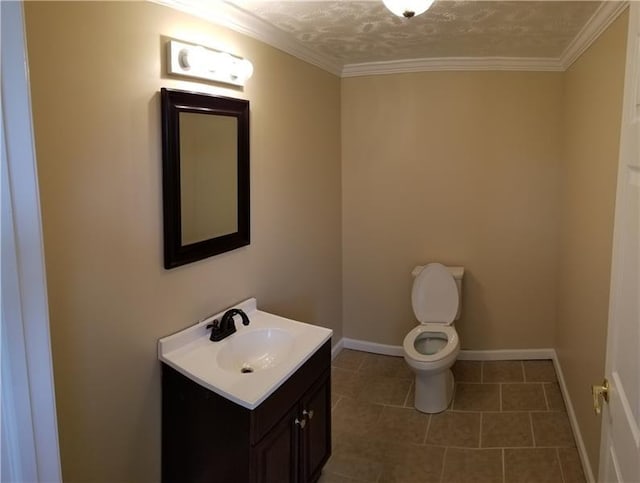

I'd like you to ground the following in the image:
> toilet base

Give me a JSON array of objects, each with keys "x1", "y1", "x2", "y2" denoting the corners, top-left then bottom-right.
[{"x1": 413, "y1": 368, "x2": 454, "y2": 413}]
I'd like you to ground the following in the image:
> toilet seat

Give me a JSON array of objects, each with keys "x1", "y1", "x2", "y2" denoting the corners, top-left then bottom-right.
[
  {"x1": 412, "y1": 263, "x2": 459, "y2": 325},
  {"x1": 403, "y1": 324, "x2": 459, "y2": 363}
]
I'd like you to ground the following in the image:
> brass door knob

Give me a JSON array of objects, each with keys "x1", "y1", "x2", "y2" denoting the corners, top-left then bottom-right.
[{"x1": 592, "y1": 379, "x2": 609, "y2": 415}]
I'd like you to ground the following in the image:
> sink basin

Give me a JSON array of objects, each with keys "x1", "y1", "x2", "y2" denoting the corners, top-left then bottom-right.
[
  {"x1": 158, "y1": 298, "x2": 333, "y2": 409},
  {"x1": 216, "y1": 328, "x2": 294, "y2": 373}
]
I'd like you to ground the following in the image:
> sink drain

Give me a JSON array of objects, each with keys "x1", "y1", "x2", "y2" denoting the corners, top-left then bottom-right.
[{"x1": 240, "y1": 365, "x2": 254, "y2": 374}]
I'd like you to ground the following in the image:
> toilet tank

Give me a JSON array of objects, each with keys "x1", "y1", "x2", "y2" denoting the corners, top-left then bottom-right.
[{"x1": 412, "y1": 265, "x2": 464, "y2": 320}]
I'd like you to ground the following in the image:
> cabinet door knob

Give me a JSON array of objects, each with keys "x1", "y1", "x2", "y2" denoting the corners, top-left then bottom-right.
[
  {"x1": 294, "y1": 418, "x2": 306, "y2": 429},
  {"x1": 303, "y1": 409, "x2": 314, "y2": 420}
]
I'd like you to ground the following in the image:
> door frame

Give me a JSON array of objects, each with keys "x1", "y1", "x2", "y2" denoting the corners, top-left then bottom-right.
[{"x1": 1, "y1": 1, "x2": 61, "y2": 481}]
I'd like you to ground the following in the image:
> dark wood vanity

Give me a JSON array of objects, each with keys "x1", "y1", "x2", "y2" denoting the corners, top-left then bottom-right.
[{"x1": 161, "y1": 340, "x2": 331, "y2": 483}]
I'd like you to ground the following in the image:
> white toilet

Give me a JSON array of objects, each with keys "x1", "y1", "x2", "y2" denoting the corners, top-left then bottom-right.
[{"x1": 403, "y1": 263, "x2": 464, "y2": 413}]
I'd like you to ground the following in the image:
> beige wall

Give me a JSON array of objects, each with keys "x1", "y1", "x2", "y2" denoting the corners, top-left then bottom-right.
[
  {"x1": 557, "y1": 10, "x2": 628, "y2": 477},
  {"x1": 24, "y1": 2, "x2": 342, "y2": 482},
  {"x1": 342, "y1": 72, "x2": 563, "y2": 348}
]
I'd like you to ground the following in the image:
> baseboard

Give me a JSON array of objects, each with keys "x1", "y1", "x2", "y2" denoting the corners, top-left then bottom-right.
[
  {"x1": 341, "y1": 337, "x2": 555, "y2": 360},
  {"x1": 550, "y1": 352, "x2": 596, "y2": 483},
  {"x1": 334, "y1": 337, "x2": 594, "y2": 482},
  {"x1": 342, "y1": 337, "x2": 403, "y2": 356},
  {"x1": 331, "y1": 337, "x2": 344, "y2": 360},
  {"x1": 458, "y1": 348, "x2": 556, "y2": 360}
]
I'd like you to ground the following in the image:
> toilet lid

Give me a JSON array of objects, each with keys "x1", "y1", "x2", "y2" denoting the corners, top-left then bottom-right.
[{"x1": 411, "y1": 263, "x2": 459, "y2": 324}]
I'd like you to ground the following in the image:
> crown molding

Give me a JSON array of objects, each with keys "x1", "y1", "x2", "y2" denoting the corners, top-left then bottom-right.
[
  {"x1": 150, "y1": 0, "x2": 343, "y2": 76},
  {"x1": 151, "y1": 0, "x2": 629, "y2": 78},
  {"x1": 341, "y1": 56, "x2": 564, "y2": 77},
  {"x1": 560, "y1": 0, "x2": 628, "y2": 70}
]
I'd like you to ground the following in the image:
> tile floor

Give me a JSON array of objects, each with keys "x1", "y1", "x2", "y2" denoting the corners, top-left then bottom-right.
[{"x1": 319, "y1": 350, "x2": 586, "y2": 483}]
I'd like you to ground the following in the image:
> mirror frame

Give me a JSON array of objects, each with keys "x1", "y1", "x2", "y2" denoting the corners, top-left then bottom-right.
[{"x1": 161, "y1": 88, "x2": 250, "y2": 269}]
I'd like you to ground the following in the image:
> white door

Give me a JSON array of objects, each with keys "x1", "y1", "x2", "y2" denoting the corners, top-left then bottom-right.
[{"x1": 598, "y1": 3, "x2": 640, "y2": 482}]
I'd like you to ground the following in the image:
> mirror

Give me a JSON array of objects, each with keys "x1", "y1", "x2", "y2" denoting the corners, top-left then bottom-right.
[{"x1": 161, "y1": 88, "x2": 250, "y2": 269}]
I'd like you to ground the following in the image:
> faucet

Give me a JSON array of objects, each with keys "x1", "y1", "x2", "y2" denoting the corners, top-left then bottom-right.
[{"x1": 206, "y1": 308, "x2": 250, "y2": 342}]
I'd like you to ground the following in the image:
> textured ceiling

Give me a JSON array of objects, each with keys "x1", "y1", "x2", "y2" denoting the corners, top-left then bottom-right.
[{"x1": 228, "y1": 1, "x2": 601, "y2": 64}]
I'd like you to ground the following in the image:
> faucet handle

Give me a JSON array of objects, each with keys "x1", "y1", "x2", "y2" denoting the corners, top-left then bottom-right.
[{"x1": 206, "y1": 319, "x2": 219, "y2": 330}]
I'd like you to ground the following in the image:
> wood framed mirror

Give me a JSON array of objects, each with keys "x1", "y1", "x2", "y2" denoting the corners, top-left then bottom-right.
[{"x1": 161, "y1": 88, "x2": 250, "y2": 269}]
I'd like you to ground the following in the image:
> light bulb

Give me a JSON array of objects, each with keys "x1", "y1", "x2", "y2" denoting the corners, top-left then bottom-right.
[
  {"x1": 238, "y1": 59, "x2": 254, "y2": 81},
  {"x1": 178, "y1": 49, "x2": 191, "y2": 70},
  {"x1": 187, "y1": 46, "x2": 207, "y2": 73}
]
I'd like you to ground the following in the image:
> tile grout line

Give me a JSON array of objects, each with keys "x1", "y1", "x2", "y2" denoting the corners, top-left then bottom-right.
[
  {"x1": 436, "y1": 408, "x2": 550, "y2": 413},
  {"x1": 450, "y1": 383, "x2": 457, "y2": 410},
  {"x1": 423, "y1": 414, "x2": 432, "y2": 445},
  {"x1": 502, "y1": 448, "x2": 506, "y2": 483},
  {"x1": 479, "y1": 412, "x2": 483, "y2": 448},
  {"x1": 499, "y1": 383, "x2": 503, "y2": 411},
  {"x1": 556, "y1": 447, "x2": 567, "y2": 483},
  {"x1": 423, "y1": 443, "x2": 575, "y2": 450},
  {"x1": 402, "y1": 380, "x2": 414, "y2": 408},
  {"x1": 520, "y1": 360, "x2": 526, "y2": 383},
  {"x1": 374, "y1": 466, "x2": 382, "y2": 483},
  {"x1": 447, "y1": 381, "x2": 551, "y2": 385},
  {"x1": 438, "y1": 447, "x2": 448, "y2": 483},
  {"x1": 542, "y1": 382, "x2": 550, "y2": 410},
  {"x1": 529, "y1": 412, "x2": 536, "y2": 447},
  {"x1": 480, "y1": 361, "x2": 484, "y2": 383}
]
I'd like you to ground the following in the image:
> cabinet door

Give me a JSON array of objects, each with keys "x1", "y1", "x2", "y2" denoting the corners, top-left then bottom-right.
[
  {"x1": 253, "y1": 404, "x2": 300, "y2": 483},
  {"x1": 300, "y1": 372, "x2": 331, "y2": 483}
]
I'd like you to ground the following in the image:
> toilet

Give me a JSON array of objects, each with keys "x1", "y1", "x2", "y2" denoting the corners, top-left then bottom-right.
[{"x1": 403, "y1": 263, "x2": 464, "y2": 413}]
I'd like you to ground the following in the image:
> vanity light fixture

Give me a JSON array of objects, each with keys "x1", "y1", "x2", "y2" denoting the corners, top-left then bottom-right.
[
  {"x1": 167, "y1": 39, "x2": 254, "y2": 87},
  {"x1": 382, "y1": 0, "x2": 435, "y2": 18}
]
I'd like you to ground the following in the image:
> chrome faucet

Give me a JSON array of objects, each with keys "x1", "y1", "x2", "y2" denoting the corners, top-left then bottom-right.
[{"x1": 207, "y1": 308, "x2": 250, "y2": 342}]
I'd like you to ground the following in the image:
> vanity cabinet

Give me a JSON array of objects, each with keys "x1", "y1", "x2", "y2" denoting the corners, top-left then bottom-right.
[
  {"x1": 253, "y1": 371, "x2": 330, "y2": 483},
  {"x1": 162, "y1": 340, "x2": 331, "y2": 483}
]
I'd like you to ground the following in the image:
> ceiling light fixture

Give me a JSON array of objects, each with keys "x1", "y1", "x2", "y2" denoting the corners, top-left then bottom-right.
[{"x1": 382, "y1": 0, "x2": 435, "y2": 18}]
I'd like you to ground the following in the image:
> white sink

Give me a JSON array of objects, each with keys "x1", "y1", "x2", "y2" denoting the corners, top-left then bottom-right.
[
  {"x1": 216, "y1": 328, "x2": 294, "y2": 373},
  {"x1": 158, "y1": 298, "x2": 332, "y2": 409}
]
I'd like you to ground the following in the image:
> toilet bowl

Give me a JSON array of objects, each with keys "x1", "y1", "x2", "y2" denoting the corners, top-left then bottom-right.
[{"x1": 403, "y1": 263, "x2": 464, "y2": 413}]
